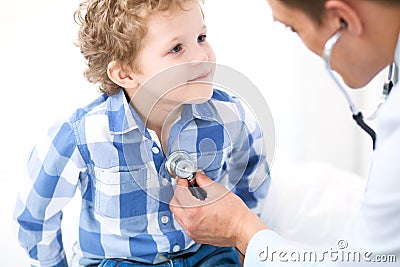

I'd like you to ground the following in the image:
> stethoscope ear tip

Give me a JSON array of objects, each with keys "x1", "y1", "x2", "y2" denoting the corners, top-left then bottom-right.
[{"x1": 340, "y1": 19, "x2": 348, "y2": 29}]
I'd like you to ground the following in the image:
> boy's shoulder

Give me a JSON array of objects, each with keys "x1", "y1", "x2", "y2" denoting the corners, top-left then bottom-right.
[{"x1": 68, "y1": 93, "x2": 110, "y2": 124}]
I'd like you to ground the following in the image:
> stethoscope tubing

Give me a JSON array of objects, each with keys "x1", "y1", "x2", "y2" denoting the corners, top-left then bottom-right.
[
  {"x1": 322, "y1": 28, "x2": 378, "y2": 149},
  {"x1": 323, "y1": 29, "x2": 359, "y2": 116}
]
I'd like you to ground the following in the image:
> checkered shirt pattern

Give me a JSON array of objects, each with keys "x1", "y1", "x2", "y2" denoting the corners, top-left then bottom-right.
[{"x1": 14, "y1": 89, "x2": 270, "y2": 267}]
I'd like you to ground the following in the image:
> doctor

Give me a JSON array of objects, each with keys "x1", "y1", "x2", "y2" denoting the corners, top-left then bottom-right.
[{"x1": 170, "y1": 0, "x2": 400, "y2": 266}]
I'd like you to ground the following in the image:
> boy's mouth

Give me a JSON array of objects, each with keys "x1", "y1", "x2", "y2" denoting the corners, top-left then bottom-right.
[{"x1": 187, "y1": 71, "x2": 212, "y2": 83}]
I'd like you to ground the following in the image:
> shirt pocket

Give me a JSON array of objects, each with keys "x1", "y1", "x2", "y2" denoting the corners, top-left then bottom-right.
[
  {"x1": 196, "y1": 147, "x2": 231, "y2": 179},
  {"x1": 93, "y1": 167, "x2": 149, "y2": 220}
]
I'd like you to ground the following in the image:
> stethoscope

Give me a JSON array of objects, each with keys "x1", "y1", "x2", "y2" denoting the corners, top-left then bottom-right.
[
  {"x1": 323, "y1": 20, "x2": 396, "y2": 150},
  {"x1": 165, "y1": 151, "x2": 207, "y2": 200}
]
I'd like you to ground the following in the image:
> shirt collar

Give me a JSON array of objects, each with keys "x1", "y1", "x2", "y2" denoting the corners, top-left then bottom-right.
[
  {"x1": 107, "y1": 90, "x2": 218, "y2": 135},
  {"x1": 178, "y1": 100, "x2": 217, "y2": 124},
  {"x1": 191, "y1": 101, "x2": 215, "y2": 119},
  {"x1": 107, "y1": 89, "x2": 142, "y2": 135}
]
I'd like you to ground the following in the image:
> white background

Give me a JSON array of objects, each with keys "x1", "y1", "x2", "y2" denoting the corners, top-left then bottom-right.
[{"x1": 0, "y1": 0, "x2": 385, "y2": 264}]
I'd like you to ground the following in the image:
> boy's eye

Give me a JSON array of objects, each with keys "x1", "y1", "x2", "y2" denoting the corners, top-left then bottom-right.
[
  {"x1": 169, "y1": 44, "x2": 183, "y2": 53},
  {"x1": 197, "y1": 34, "x2": 207, "y2": 43}
]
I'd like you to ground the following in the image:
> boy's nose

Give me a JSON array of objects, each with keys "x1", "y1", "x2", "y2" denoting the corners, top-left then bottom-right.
[{"x1": 188, "y1": 47, "x2": 209, "y2": 65}]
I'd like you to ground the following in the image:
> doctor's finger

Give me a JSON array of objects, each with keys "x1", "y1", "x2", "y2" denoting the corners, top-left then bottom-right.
[
  {"x1": 175, "y1": 177, "x2": 189, "y2": 188},
  {"x1": 171, "y1": 183, "x2": 202, "y2": 208}
]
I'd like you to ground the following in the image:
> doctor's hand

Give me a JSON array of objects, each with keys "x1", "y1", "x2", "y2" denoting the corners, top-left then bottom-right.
[{"x1": 170, "y1": 171, "x2": 268, "y2": 254}]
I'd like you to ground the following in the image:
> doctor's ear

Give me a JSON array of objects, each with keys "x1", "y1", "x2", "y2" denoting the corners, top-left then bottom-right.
[
  {"x1": 107, "y1": 61, "x2": 139, "y2": 89},
  {"x1": 325, "y1": 0, "x2": 362, "y2": 35}
]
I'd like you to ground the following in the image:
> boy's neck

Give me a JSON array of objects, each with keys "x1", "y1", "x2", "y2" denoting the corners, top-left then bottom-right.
[
  {"x1": 145, "y1": 103, "x2": 184, "y2": 132},
  {"x1": 149, "y1": 104, "x2": 184, "y2": 153},
  {"x1": 129, "y1": 94, "x2": 185, "y2": 153},
  {"x1": 124, "y1": 88, "x2": 186, "y2": 152}
]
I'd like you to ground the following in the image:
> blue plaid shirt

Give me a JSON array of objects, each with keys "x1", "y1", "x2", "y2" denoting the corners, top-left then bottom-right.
[{"x1": 14, "y1": 89, "x2": 270, "y2": 267}]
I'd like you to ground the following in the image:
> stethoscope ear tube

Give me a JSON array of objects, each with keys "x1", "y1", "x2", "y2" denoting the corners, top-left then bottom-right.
[
  {"x1": 323, "y1": 28, "x2": 378, "y2": 150},
  {"x1": 323, "y1": 29, "x2": 359, "y2": 116}
]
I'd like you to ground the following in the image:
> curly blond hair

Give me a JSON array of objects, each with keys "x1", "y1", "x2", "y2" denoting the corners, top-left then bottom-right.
[{"x1": 74, "y1": 0, "x2": 202, "y2": 95}]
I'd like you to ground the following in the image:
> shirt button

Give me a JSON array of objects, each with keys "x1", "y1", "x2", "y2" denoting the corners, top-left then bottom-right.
[
  {"x1": 162, "y1": 178, "x2": 169, "y2": 186},
  {"x1": 172, "y1": 245, "x2": 180, "y2": 252},
  {"x1": 152, "y1": 146, "x2": 160, "y2": 154},
  {"x1": 161, "y1": 215, "x2": 169, "y2": 224}
]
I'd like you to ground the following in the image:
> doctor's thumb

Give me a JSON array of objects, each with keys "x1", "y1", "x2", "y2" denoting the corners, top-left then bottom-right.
[{"x1": 194, "y1": 171, "x2": 214, "y2": 187}]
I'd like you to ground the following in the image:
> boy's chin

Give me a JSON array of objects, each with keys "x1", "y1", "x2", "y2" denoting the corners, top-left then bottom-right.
[
  {"x1": 185, "y1": 86, "x2": 214, "y2": 104},
  {"x1": 185, "y1": 96, "x2": 212, "y2": 105}
]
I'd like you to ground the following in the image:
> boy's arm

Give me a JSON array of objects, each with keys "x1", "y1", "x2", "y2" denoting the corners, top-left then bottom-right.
[
  {"x1": 14, "y1": 120, "x2": 86, "y2": 267},
  {"x1": 226, "y1": 98, "x2": 270, "y2": 216}
]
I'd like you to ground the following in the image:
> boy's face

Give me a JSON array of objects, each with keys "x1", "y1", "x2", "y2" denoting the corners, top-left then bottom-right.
[{"x1": 131, "y1": 1, "x2": 216, "y2": 105}]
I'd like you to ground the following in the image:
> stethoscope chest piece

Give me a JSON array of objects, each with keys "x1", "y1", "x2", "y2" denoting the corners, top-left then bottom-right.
[
  {"x1": 165, "y1": 150, "x2": 207, "y2": 200},
  {"x1": 165, "y1": 151, "x2": 196, "y2": 179}
]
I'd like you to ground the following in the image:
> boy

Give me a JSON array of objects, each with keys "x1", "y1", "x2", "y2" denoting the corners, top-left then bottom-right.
[{"x1": 14, "y1": 0, "x2": 270, "y2": 266}]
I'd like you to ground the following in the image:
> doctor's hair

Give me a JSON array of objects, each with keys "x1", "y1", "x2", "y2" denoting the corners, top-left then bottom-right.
[
  {"x1": 280, "y1": 0, "x2": 400, "y2": 25},
  {"x1": 74, "y1": 0, "x2": 204, "y2": 96}
]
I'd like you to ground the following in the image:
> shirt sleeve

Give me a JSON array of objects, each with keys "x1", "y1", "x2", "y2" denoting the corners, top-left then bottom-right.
[
  {"x1": 244, "y1": 230, "x2": 321, "y2": 267},
  {"x1": 13, "y1": 120, "x2": 86, "y2": 267},
  {"x1": 227, "y1": 97, "x2": 270, "y2": 215},
  {"x1": 245, "y1": 230, "x2": 287, "y2": 267},
  {"x1": 245, "y1": 230, "x2": 348, "y2": 267}
]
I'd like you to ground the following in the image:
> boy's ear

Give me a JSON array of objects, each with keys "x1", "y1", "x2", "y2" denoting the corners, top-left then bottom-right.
[{"x1": 107, "y1": 61, "x2": 139, "y2": 89}]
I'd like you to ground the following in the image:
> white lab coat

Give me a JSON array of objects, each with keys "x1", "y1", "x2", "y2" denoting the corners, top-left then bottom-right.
[{"x1": 244, "y1": 34, "x2": 400, "y2": 267}]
